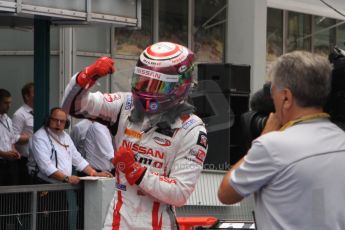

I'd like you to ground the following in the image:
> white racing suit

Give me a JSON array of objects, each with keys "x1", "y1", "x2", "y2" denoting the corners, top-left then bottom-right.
[{"x1": 62, "y1": 74, "x2": 208, "y2": 230}]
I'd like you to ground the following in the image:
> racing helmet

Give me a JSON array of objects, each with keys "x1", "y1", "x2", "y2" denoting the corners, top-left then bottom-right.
[{"x1": 131, "y1": 42, "x2": 195, "y2": 113}]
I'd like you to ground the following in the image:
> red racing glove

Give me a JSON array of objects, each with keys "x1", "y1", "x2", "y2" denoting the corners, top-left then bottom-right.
[
  {"x1": 112, "y1": 146, "x2": 147, "y2": 185},
  {"x1": 77, "y1": 56, "x2": 115, "y2": 89}
]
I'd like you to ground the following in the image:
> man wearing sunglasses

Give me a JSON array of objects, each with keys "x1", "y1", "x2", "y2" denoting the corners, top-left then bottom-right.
[{"x1": 62, "y1": 42, "x2": 208, "y2": 230}]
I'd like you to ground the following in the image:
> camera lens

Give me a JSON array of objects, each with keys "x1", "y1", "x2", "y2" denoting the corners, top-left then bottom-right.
[
  {"x1": 251, "y1": 113, "x2": 268, "y2": 138},
  {"x1": 239, "y1": 82, "x2": 275, "y2": 152},
  {"x1": 240, "y1": 111, "x2": 268, "y2": 151}
]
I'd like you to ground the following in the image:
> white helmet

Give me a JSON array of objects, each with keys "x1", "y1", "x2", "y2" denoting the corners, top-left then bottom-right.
[{"x1": 131, "y1": 42, "x2": 194, "y2": 113}]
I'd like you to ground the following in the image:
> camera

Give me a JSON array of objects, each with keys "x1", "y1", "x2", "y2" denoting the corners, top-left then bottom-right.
[
  {"x1": 239, "y1": 82, "x2": 274, "y2": 151},
  {"x1": 324, "y1": 46, "x2": 345, "y2": 131},
  {"x1": 240, "y1": 46, "x2": 345, "y2": 151}
]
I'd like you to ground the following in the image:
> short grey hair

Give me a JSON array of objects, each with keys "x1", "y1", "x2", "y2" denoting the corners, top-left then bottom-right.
[{"x1": 269, "y1": 50, "x2": 332, "y2": 108}]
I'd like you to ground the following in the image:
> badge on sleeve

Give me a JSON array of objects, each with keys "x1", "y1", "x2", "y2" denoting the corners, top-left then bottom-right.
[
  {"x1": 196, "y1": 149, "x2": 206, "y2": 162},
  {"x1": 197, "y1": 131, "x2": 208, "y2": 149}
]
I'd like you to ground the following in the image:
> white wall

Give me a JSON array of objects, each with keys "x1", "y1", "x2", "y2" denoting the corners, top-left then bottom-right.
[{"x1": 226, "y1": 0, "x2": 267, "y2": 93}]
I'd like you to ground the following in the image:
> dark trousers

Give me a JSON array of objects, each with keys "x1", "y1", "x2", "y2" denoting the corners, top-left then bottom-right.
[
  {"x1": 0, "y1": 159, "x2": 20, "y2": 186},
  {"x1": 0, "y1": 157, "x2": 31, "y2": 185},
  {"x1": 0, "y1": 159, "x2": 30, "y2": 230},
  {"x1": 18, "y1": 157, "x2": 31, "y2": 185}
]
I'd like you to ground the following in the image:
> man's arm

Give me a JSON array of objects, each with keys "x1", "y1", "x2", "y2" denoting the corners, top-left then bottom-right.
[
  {"x1": 218, "y1": 158, "x2": 245, "y2": 204},
  {"x1": 49, "y1": 170, "x2": 80, "y2": 184},
  {"x1": 61, "y1": 57, "x2": 115, "y2": 118},
  {"x1": 12, "y1": 111, "x2": 25, "y2": 136},
  {"x1": 218, "y1": 113, "x2": 282, "y2": 205},
  {"x1": 68, "y1": 136, "x2": 113, "y2": 178},
  {"x1": 16, "y1": 132, "x2": 30, "y2": 145},
  {"x1": 0, "y1": 149, "x2": 21, "y2": 160},
  {"x1": 82, "y1": 165, "x2": 113, "y2": 178}
]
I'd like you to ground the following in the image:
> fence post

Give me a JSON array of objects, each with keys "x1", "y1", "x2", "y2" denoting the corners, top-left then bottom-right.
[{"x1": 30, "y1": 191, "x2": 37, "y2": 230}]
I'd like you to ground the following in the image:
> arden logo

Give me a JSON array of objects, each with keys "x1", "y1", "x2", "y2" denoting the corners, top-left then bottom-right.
[{"x1": 153, "y1": 136, "x2": 171, "y2": 147}]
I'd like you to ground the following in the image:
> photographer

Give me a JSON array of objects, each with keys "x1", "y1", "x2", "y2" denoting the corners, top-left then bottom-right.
[{"x1": 218, "y1": 51, "x2": 345, "y2": 229}]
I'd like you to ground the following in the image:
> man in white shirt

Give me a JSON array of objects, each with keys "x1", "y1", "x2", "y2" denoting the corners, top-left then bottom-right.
[
  {"x1": 70, "y1": 119, "x2": 92, "y2": 157},
  {"x1": 29, "y1": 107, "x2": 113, "y2": 230},
  {"x1": 83, "y1": 121, "x2": 114, "y2": 174},
  {"x1": 0, "y1": 88, "x2": 26, "y2": 186},
  {"x1": 30, "y1": 107, "x2": 112, "y2": 184},
  {"x1": 12, "y1": 82, "x2": 34, "y2": 184},
  {"x1": 0, "y1": 89, "x2": 29, "y2": 230}
]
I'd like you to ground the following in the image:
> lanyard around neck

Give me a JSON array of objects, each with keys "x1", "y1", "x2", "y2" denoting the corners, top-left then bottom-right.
[
  {"x1": 44, "y1": 128, "x2": 59, "y2": 168},
  {"x1": 0, "y1": 117, "x2": 10, "y2": 133},
  {"x1": 279, "y1": 112, "x2": 330, "y2": 131},
  {"x1": 45, "y1": 128, "x2": 69, "y2": 149}
]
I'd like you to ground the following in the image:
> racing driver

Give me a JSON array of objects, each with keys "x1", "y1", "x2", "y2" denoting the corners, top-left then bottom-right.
[{"x1": 61, "y1": 42, "x2": 208, "y2": 230}]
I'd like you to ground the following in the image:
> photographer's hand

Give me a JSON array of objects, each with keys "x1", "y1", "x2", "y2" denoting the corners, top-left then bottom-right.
[{"x1": 261, "y1": 112, "x2": 281, "y2": 135}]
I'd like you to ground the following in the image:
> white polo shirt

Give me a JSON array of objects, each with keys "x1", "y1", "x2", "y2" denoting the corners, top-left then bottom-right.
[{"x1": 231, "y1": 118, "x2": 345, "y2": 230}]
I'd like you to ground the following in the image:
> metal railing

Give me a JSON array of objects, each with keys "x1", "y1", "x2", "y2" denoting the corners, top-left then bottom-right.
[{"x1": 0, "y1": 184, "x2": 84, "y2": 230}]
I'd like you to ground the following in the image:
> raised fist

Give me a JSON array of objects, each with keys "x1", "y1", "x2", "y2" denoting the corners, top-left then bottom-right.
[
  {"x1": 112, "y1": 146, "x2": 146, "y2": 185},
  {"x1": 77, "y1": 56, "x2": 115, "y2": 88}
]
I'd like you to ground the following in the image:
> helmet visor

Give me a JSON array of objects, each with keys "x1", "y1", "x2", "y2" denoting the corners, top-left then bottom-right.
[{"x1": 132, "y1": 67, "x2": 180, "y2": 95}]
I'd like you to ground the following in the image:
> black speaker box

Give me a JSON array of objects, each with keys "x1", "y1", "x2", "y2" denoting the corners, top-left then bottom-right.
[
  {"x1": 197, "y1": 63, "x2": 251, "y2": 94},
  {"x1": 229, "y1": 94, "x2": 250, "y2": 165},
  {"x1": 191, "y1": 64, "x2": 251, "y2": 169}
]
